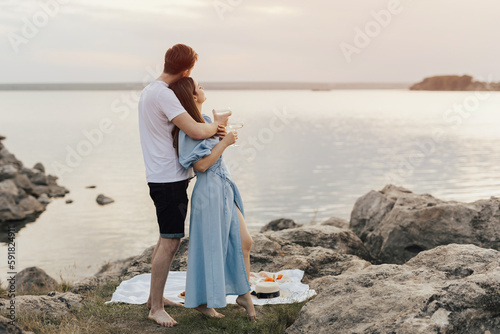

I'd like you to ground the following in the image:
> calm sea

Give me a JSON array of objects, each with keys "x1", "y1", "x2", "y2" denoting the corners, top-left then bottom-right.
[{"x1": 1, "y1": 89, "x2": 499, "y2": 282}]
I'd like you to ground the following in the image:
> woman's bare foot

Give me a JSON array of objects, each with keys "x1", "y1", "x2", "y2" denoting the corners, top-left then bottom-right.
[
  {"x1": 195, "y1": 304, "x2": 225, "y2": 318},
  {"x1": 146, "y1": 296, "x2": 183, "y2": 309},
  {"x1": 148, "y1": 309, "x2": 178, "y2": 327},
  {"x1": 236, "y1": 293, "x2": 257, "y2": 322}
]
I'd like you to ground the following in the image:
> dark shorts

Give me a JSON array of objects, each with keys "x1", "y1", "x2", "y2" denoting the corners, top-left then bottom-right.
[{"x1": 148, "y1": 180, "x2": 189, "y2": 239}]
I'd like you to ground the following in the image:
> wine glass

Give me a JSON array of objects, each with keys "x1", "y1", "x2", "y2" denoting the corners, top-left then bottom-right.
[{"x1": 227, "y1": 121, "x2": 244, "y2": 147}]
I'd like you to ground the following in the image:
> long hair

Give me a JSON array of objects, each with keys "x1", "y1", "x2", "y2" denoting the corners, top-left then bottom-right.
[{"x1": 169, "y1": 77, "x2": 205, "y2": 155}]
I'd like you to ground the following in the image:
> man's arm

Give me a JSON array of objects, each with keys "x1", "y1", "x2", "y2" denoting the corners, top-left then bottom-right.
[{"x1": 172, "y1": 110, "x2": 230, "y2": 141}]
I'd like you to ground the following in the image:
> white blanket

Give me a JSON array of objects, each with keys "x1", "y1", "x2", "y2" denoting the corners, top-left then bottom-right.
[{"x1": 106, "y1": 269, "x2": 316, "y2": 306}]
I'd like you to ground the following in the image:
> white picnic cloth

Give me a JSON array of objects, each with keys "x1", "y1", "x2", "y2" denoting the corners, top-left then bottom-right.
[{"x1": 105, "y1": 269, "x2": 316, "y2": 306}]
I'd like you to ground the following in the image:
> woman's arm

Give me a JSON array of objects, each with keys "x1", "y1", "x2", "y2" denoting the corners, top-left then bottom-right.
[{"x1": 193, "y1": 132, "x2": 237, "y2": 173}]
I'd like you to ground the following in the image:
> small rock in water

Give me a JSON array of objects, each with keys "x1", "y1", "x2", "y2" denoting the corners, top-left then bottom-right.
[
  {"x1": 0, "y1": 135, "x2": 5, "y2": 141},
  {"x1": 86, "y1": 185, "x2": 97, "y2": 189},
  {"x1": 96, "y1": 194, "x2": 114, "y2": 205},
  {"x1": 38, "y1": 193, "x2": 51, "y2": 205},
  {"x1": 66, "y1": 199, "x2": 74, "y2": 204}
]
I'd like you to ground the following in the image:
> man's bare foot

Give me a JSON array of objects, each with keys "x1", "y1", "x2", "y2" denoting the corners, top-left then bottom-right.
[
  {"x1": 236, "y1": 294, "x2": 257, "y2": 322},
  {"x1": 195, "y1": 304, "x2": 225, "y2": 318},
  {"x1": 146, "y1": 296, "x2": 183, "y2": 309},
  {"x1": 148, "y1": 309, "x2": 178, "y2": 327}
]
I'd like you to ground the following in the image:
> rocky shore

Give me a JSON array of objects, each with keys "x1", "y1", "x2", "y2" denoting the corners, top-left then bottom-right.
[
  {"x1": 2, "y1": 185, "x2": 500, "y2": 333},
  {"x1": 410, "y1": 75, "x2": 500, "y2": 91},
  {"x1": 0, "y1": 136, "x2": 69, "y2": 224}
]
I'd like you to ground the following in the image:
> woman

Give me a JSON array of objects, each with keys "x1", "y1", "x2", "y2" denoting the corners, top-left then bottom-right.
[{"x1": 169, "y1": 77, "x2": 256, "y2": 321}]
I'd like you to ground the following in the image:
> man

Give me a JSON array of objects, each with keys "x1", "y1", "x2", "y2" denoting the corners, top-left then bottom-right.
[{"x1": 138, "y1": 44, "x2": 230, "y2": 327}]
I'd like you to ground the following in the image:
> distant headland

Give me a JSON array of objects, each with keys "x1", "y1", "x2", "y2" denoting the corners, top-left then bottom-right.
[{"x1": 410, "y1": 75, "x2": 500, "y2": 91}]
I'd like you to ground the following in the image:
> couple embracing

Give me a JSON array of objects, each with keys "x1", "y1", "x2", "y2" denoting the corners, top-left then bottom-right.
[{"x1": 138, "y1": 44, "x2": 256, "y2": 327}]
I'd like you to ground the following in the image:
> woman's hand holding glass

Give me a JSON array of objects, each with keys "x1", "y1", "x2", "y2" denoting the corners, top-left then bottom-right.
[{"x1": 221, "y1": 130, "x2": 238, "y2": 147}]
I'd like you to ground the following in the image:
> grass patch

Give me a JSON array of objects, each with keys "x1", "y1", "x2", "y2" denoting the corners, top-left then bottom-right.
[{"x1": 3, "y1": 281, "x2": 309, "y2": 334}]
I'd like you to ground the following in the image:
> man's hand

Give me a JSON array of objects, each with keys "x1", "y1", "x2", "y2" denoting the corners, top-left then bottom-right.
[
  {"x1": 216, "y1": 125, "x2": 227, "y2": 139},
  {"x1": 213, "y1": 109, "x2": 231, "y2": 127}
]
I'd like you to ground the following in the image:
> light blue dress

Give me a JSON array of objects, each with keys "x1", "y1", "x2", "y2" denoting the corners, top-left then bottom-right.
[{"x1": 179, "y1": 114, "x2": 250, "y2": 309}]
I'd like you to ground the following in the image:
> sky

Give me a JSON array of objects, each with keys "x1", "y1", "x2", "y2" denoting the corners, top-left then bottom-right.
[{"x1": 0, "y1": 0, "x2": 498, "y2": 83}]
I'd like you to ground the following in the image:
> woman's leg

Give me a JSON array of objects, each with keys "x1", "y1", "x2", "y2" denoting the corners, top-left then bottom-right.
[
  {"x1": 235, "y1": 207, "x2": 256, "y2": 321},
  {"x1": 236, "y1": 207, "x2": 252, "y2": 282},
  {"x1": 236, "y1": 293, "x2": 257, "y2": 322}
]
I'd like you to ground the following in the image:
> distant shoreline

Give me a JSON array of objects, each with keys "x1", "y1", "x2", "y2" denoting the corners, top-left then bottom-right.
[{"x1": 0, "y1": 82, "x2": 411, "y2": 91}]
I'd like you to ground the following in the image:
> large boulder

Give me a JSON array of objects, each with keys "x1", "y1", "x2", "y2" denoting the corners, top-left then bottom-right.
[
  {"x1": 287, "y1": 244, "x2": 500, "y2": 334},
  {"x1": 250, "y1": 233, "x2": 370, "y2": 281},
  {"x1": 269, "y1": 224, "x2": 372, "y2": 261},
  {"x1": 15, "y1": 267, "x2": 58, "y2": 294},
  {"x1": 350, "y1": 184, "x2": 500, "y2": 264},
  {"x1": 0, "y1": 292, "x2": 83, "y2": 318}
]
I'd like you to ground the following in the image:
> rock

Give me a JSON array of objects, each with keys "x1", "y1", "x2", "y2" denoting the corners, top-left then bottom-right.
[
  {"x1": 18, "y1": 195, "x2": 45, "y2": 215},
  {"x1": 30, "y1": 172, "x2": 48, "y2": 186},
  {"x1": 0, "y1": 135, "x2": 5, "y2": 141},
  {"x1": 260, "y1": 218, "x2": 301, "y2": 232},
  {"x1": 0, "y1": 141, "x2": 68, "y2": 224},
  {"x1": 66, "y1": 199, "x2": 73, "y2": 204},
  {"x1": 31, "y1": 185, "x2": 49, "y2": 197},
  {"x1": 86, "y1": 185, "x2": 97, "y2": 189},
  {"x1": 250, "y1": 233, "x2": 370, "y2": 281},
  {"x1": 350, "y1": 184, "x2": 500, "y2": 264},
  {"x1": 269, "y1": 224, "x2": 372, "y2": 261},
  {"x1": 0, "y1": 147, "x2": 22, "y2": 169},
  {"x1": 0, "y1": 292, "x2": 83, "y2": 318},
  {"x1": 0, "y1": 179, "x2": 19, "y2": 197},
  {"x1": 320, "y1": 216, "x2": 349, "y2": 229},
  {"x1": 96, "y1": 194, "x2": 114, "y2": 205},
  {"x1": 0, "y1": 164, "x2": 17, "y2": 181},
  {"x1": 13, "y1": 174, "x2": 33, "y2": 193},
  {"x1": 48, "y1": 184, "x2": 69, "y2": 197},
  {"x1": 0, "y1": 315, "x2": 34, "y2": 334},
  {"x1": 0, "y1": 193, "x2": 26, "y2": 222},
  {"x1": 15, "y1": 267, "x2": 58, "y2": 294},
  {"x1": 287, "y1": 244, "x2": 500, "y2": 334},
  {"x1": 37, "y1": 193, "x2": 51, "y2": 205},
  {"x1": 32, "y1": 162, "x2": 45, "y2": 173}
]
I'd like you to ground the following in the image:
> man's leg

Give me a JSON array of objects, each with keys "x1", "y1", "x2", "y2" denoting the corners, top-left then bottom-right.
[
  {"x1": 148, "y1": 237, "x2": 181, "y2": 327},
  {"x1": 146, "y1": 237, "x2": 183, "y2": 308}
]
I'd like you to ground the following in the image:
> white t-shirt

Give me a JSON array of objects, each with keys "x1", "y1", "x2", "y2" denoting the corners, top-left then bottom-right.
[{"x1": 138, "y1": 80, "x2": 194, "y2": 183}]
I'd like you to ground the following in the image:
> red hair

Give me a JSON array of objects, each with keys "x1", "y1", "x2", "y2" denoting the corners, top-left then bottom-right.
[{"x1": 163, "y1": 44, "x2": 198, "y2": 75}]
